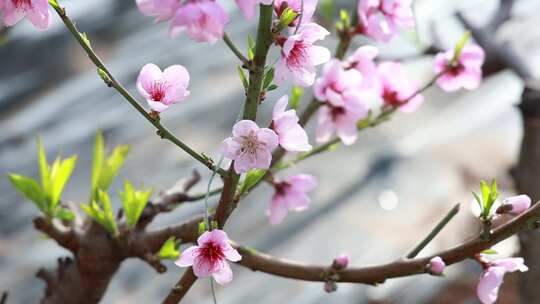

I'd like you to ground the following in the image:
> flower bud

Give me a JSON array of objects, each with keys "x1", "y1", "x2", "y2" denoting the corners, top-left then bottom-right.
[
  {"x1": 332, "y1": 254, "x2": 350, "y2": 270},
  {"x1": 428, "y1": 256, "x2": 445, "y2": 275},
  {"x1": 497, "y1": 195, "x2": 531, "y2": 215},
  {"x1": 323, "y1": 281, "x2": 337, "y2": 293}
]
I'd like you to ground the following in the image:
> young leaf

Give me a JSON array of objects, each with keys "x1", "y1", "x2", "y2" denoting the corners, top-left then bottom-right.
[
  {"x1": 37, "y1": 137, "x2": 51, "y2": 198},
  {"x1": 452, "y1": 31, "x2": 471, "y2": 64},
  {"x1": 97, "y1": 145, "x2": 130, "y2": 191},
  {"x1": 81, "y1": 190, "x2": 118, "y2": 236},
  {"x1": 49, "y1": 155, "x2": 77, "y2": 212},
  {"x1": 8, "y1": 174, "x2": 46, "y2": 211},
  {"x1": 237, "y1": 65, "x2": 249, "y2": 90},
  {"x1": 290, "y1": 86, "x2": 304, "y2": 109},
  {"x1": 277, "y1": 7, "x2": 299, "y2": 30},
  {"x1": 91, "y1": 132, "x2": 105, "y2": 199},
  {"x1": 263, "y1": 68, "x2": 275, "y2": 90},
  {"x1": 56, "y1": 208, "x2": 75, "y2": 221},
  {"x1": 247, "y1": 35, "x2": 255, "y2": 61},
  {"x1": 119, "y1": 181, "x2": 153, "y2": 229},
  {"x1": 480, "y1": 180, "x2": 490, "y2": 209},
  {"x1": 198, "y1": 221, "x2": 208, "y2": 235},
  {"x1": 481, "y1": 248, "x2": 498, "y2": 255},
  {"x1": 239, "y1": 169, "x2": 266, "y2": 195},
  {"x1": 157, "y1": 236, "x2": 180, "y2": 260}
]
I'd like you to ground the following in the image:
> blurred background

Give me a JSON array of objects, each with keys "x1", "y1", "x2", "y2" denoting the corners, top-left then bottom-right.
[{"x1": 1, "y1": 0, "x2": 540, "y2": 303}]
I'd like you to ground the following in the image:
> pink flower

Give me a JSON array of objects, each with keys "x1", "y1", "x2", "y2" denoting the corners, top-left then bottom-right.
[
  {"x1": 267, "y1": 174, "x2": 317, "y2": 225},
  {"x1": 274, "y1": 0, "x2": 318, "y2": 27},
  {"x1": 333, "y1": 254, "x2": 350, "y2": 270},
  {"x1": 477, "y1": 257, "x2": 528, "y2": 304},
  {"x1": 275, "y1": 23, "x2": 331, "y2": 87},
  {"x1": 136, "y1": 0, "x2": 180, "y2": 22},
  {"x1": 2, "y1": 0, "x2": 51, "y2": 30},
  {"x1": 377, "y1": 61, "x2": 423, "y2": 113},
  {"x1": 314, "y1": 59, "x2": 363, "y2": 105},
  {"x1": 170, "y1": 0, "x2": 229, "y2": 44},
  {"x1": 271, "y1": 95, "x2": 312, "y2": 152},
  {"x1": 235, "y1": 0, "x2": 273, "y2": 20},
  {"x1": 357, "y1": 0, "x2": 415, "y2": 42},
  {"x1": 175, "y1": 229, "x2": 242, "y2": 285},
  {"x1": 498, "y1": 194, "x2": 531, "y2": 215},
  {"x1": 221, "y1": 120, "x2": 278, "y2": 174},
  {"x1": 136, "y1": 63, "x2": 190, "y2": 112},
  {"x1": 434, "y1": 44, "x2": 485, "y2": 92},
  {"x1": 346, "y1": 46, "x2": 380, "y2": 91},
  {"x1": 428, "y1": 256, "x2": 445, "y2": 275}
]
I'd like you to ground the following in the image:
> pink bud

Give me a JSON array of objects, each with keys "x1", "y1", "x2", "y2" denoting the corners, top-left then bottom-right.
[
  {"x1": 428, "y1": 256, "x2": 445, "y2": 275},
  {"x1": 333, "y1": 254, "x2": 350, "y2": 270},
  {"x1": 500, "y1": 195, "x2": 531, "y2": 215},
  {"x1": 323, "y1": 281, "x2": 337, "y2": 293}
]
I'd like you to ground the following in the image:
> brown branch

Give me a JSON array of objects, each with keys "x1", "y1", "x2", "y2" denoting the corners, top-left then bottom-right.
[
  {"x1": 0, "y1": 292, "x2": 7, "y2": 304},
  {"x1": 234, "y1": 200, "x2": 540, "y2": 284},
  {"x1": 161, "y1": 268, "x2": 197, "y2": 304},
  {"x1": 33, "y1": 217, "x2": 79, "y2": 252}
]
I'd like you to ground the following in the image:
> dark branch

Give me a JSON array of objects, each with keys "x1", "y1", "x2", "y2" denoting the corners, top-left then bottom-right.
[
  {"x1": 486, "y1": 0, "x2": 515, "y2": 31},
  {"x1": 33, "y1": 217, "x2": 79, "y2": 252}
]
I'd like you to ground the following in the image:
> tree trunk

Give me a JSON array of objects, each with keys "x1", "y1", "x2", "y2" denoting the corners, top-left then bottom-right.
[{"x1": 514, "y1": 87, "x2": 540, "y2": 303}]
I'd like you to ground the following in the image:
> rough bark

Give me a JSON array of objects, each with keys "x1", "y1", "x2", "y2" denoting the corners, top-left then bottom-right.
[{"x1": 514, "y1": 87, "x2": 540, "y2": 303}]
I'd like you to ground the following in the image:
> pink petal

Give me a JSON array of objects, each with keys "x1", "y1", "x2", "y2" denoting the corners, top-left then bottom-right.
[
  {"x1": 220, "y1": 137, "x2": 242, "y2": 160},
  {"x1": 272, "y1": 95, "x2": 289, "y2": 120},
  {"x1": 223, "y1": 246, "x2": 242, "y2": 262},
  {"x1": 26, "y1": 4, "x2": 51, "y2": 30},
  {"x1": 477, "y1": 267, "x2": 505, "y2": 304},
  {"x1": 147, "y1": 99, "x2": 170, "y2": 112},
  {"x1": 279, "y1": 124, "x2": 312, "y2": 152},
  {"x1": 232, "y1": 120, "x2": 259, "y2": 137},
  {"x1": 504, "y1": 195, "x2": 531, "y2": 215},
  {"x1": 235, "y1": 0, "x2": 257, "y2": 19},
  {"x1": 175, "y1": 246, "x2": 198, "y2": 267},
  {"x1": 335, "y1": 114, "x2": 358, "y2": 145},
  {"x1": 492, "y1": 257, "x2": 528, "y2": 273},
  {"x1": 256, "y1": 128, "x2": 279, "y2": 150},
  {"x1": 253, "y1": 147, "x2": 273, "y2": 170},
  {"x1": 285, "y1": 191, "x2": 310, "y2": 211},
  {"x1": 308, "y1": 45, "x2": 331, "y2": 66},
  {"x1": 192, "y1": 258, "x2": 213, "y2": 278},
  {"x1": 267, "y1": 195, "x2": 289, "y2": 225},
  {"x1": 212, "y1": 261, "x2": 233, "y2": 285},
  {"x1": 288, "y1": 174, "x2": 318, "y2": 192},
  {"x1": 137, "y1": 63, "x2": 162, "y2": 95},
  {"x1": 299, "y1": 22, "x2": 330, "y2": 43},
  {"x1": 163, "y1": 65, "x2": 190, "y2": 88}
]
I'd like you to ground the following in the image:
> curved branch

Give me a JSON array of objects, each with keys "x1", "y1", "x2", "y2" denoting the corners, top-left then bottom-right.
[
  {"x1": 234, "y1": 201, "x2": 540, "y2": 283},
  {"x1": 49, "y1": 1, "x2": 225, "y2": 176},
  {"x1": 33, "y1": 217, "x2": 79, "y2": 252}
]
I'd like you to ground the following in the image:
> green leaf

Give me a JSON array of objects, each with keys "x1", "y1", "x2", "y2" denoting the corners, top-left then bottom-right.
[
  {"x1": 278, "y1": 7, "x2": 299, "y2": 30},
  {"x1": 267, "y1": 84, "x2": 278, "y2": 91},
  {"x1": 452, "y1": 31, "x2": 471, "y2": 64},
  {"x1": 198, "y1": 221, "x2": 208, "y2": 235},
  {"x1": 91, "y1": 132, "x2": 130, "y2": 200},
  {"x1": 49, "y1": 155, "x2": 77, "y2": 211},
  {"x1": 247, "y1": 35, "x2": 255, "y2": 61},
  {"x1": 97, "y1": 145, "x2": 130, "y2": 191},
  {"x1": 237, "y1": 65, "x2": 249, "y2": 90},
  {"x1": 56, "y1": 208, "x2": 75, "y2": 221},
  {"x1": 119, "y1": 181, "x2": 153, "y2": 229},
  {"x1": 37, "y1": 137, "x2": 51, "y2": 198},
  {"x1": 81, "y1": 190, "x2": 118, "y2": 236},
  {"x1": 91, "y1": 132, "x2": 105, "y2": 200},
  {"x1": 157, "y1": 237, "x2": 180, "y2": 260},
  {"x1": 339, "y1": 9, "x2": 350, "y2": 28},
  {"x1": 472, "y1": 191, "x2": 483, "y2": 211},
  {"x1": 239, "y1": 169, "x2": 266, "y2": 196},
  {"x1": 263, "y1": 68, "x2": 275, "y2": 90},
  {"x1": 290, "y1": 87, "x2": 304, "y2": 110},
  {"x1": 481, "y1": 249, "x2": 498, "y2": 255},
  {"x1": 8, "y1": 174, "x2": 46, "y2": 211},
  {"x1": 480, "y1": 180, "x2": 490, "y2": 208}
]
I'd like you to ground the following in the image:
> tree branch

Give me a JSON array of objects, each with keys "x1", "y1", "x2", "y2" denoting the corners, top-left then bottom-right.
[
  {"x1": 33, "y1": 217, "x2": 79, "y2": 253},
  {"x1": 234, "y1": 200, "x2": 540, "y2": 283},
  {"x1": 486, "y1": 0, "x2": 515, "y2": 32},
  {"x1": 48, "y1": 1, "x2": 225, "y2": 176}
]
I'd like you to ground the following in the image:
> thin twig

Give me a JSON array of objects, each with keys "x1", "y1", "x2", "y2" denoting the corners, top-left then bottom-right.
[
  {"x1": 223, "y1": 32, "x2": 251, "y2": 69},
  {"x1": 49, "y1": 1, "x2": 225, "y2": 176},
  {"x1": 406, "y1": 203, "x2": 460, "y2": 259}
]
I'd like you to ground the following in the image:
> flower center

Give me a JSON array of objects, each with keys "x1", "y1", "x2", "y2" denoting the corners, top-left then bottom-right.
[
  {"x1": 12, "y1": 0, "x2": 32, "y2": 9},
  {"x1": 198, "y1": 241, "x2": 224, "y2": 266},
  {"x1": 275, "y1": 181, "x2": 292, "y2": 196},
  {"x1": 330, "y1": 105, "x2": 346, "y2": 120},
  {"x1": 150, "y1": 80, "x2": 169, "y2": 102},
  {"x1": 382, "y1": 88, "x2": 403, "y2": 107},
  {"x1": 240, "y1": 131, "x2": 263, "y2": 157},
  {"x1": 448, "y1": 62, "x2": 465, "y2": 76},
  {"x1": 286, "y1": 41, "x2": 308, "y2": 70}
]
